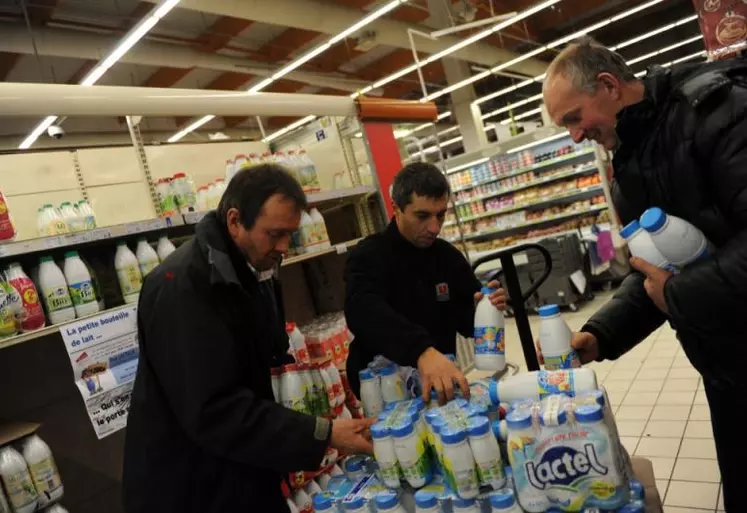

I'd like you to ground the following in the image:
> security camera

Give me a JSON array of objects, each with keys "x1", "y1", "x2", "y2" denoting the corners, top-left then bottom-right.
[{"x1": 47, "y1": 125, "x2": 65, "y2": 139}]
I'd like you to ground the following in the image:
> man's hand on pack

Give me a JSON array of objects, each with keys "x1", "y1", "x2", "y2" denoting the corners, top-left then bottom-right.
[
  {"x1": 473, "y1": 280, "x2": 508, "y2": 310},
  {"x1": 418, "y1": 347, "x2": 470, "y2": 405},
  {"x1": 330, "y1": 418, "x2": 376, "y2": 455},
  {"x1": 629, "y1": 257, "x2": 673, "y2": 314}
]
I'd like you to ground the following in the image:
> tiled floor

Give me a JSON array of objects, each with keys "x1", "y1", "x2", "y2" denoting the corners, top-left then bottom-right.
[{"x1": 496, "y1": 290, "x2": 724, "y2": 513}]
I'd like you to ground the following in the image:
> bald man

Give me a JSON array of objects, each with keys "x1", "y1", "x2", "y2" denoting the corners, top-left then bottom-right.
[{"x1": 541, "y1": 38, "x2": 747, "y2": 510}]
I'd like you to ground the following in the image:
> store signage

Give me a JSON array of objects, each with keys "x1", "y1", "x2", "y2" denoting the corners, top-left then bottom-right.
[
  {"x1": 59, "y1": 305, "x2": 138, "y2": 439},
  {"x1": 316, "y1": 129, "x2": 327, "y2": 142}
]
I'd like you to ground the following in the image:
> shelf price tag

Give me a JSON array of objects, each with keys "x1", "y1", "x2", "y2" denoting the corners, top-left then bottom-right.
[{"x1": 335, "y1": 243, "x2": 347, "y2": 255}]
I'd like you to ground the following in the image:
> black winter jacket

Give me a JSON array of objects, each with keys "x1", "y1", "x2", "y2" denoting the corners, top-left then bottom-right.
[
  {"x1": 582, "y1": 57, "x2": 747, "y2": 389},
  {"x1": 344, "y1": 221, "x2": 481, "y2": 395},
  {"x1": 123, "y1": 212, "x2": 330, "y2": 513}
]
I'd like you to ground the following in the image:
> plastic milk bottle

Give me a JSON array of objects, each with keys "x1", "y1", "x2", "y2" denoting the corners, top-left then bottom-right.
[
  {"x1": 414, "y1": 491, "x2": 441, "y2": 513},
  {"x1": 639, "y1": 207, "x2": 711, "y2": 268},
  {"x1": 21, "y1": 435, "x2": 63, "y2": 507},
  {"x1": 63, "y1": 251, "x2": 100, "y2": 317},
  {"x1": 490, "y1": 489, "x2": 522, "y2": 512},
  {"x1": 391, "y1": 419, "x2": 432, "y2": 488},
  {"x1": 0, "y1": 446, "x2": 38, "y2": 513},
  {"x1": 379, "y1": 364, "x2": 406, "y2": 404},
  {"x1": 115, "y1": 242, "x2": 143, "y2": 304},
  {"x1": 372, "y1": 423, "x2": 401, "y2": 488},
  {"x1": 473, "y1": 287, "x2": 506, "y2": 371},
  {"x1": 468, "y1": 416, "x2": 505, "y2": 490},
  {"x1": 441, "y1": 425, "x2": 479, "y2": 499},
  {"x1": 135, "y1": 238, "x2": 160, "y2": 277},
  {"x1": 489, "y1": 369, "x2": 597, "y2": 406},
  {"x1": 38, "y1": 256, "x2": 75, "y2": 324},
  {"x1": 619, "y1": 220, "x2": 671, "y2": 270},
  {"x1": 374, "y1": 491, "x2": 407, "y2": 513},
  {"x1": 538, "y1": 305, "x2": 579, "y2": 370},
  {"x1": 360, "y1": 369, "x2": 384, "y2": 417},
  {"x1": 505, "y1": 409, "x2": 549, "y2": 512}
]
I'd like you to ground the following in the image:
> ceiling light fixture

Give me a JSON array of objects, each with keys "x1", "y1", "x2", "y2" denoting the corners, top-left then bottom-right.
[{"x1": 18, "y1": 0, "x2": 182, "y2": 150}]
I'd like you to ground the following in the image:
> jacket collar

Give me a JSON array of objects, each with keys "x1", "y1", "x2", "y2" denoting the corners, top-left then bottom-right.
[
  {"x1": 386, "y1": 219, "x2": 424, "y2": 253},
  {"x1": 615, "y1": 67, "x2": 673, "y2": 149},
  {"x1": 195, "y1": 211, "x2": 256, "y2": 288}
]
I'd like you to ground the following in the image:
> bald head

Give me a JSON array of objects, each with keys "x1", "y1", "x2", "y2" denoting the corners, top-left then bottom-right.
[{"x1": 542, "y1": 37, "x2": 644, "y2": 151}]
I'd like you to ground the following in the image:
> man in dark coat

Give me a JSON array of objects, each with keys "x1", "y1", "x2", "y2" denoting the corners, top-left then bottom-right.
[
  {"x1": 123, "y1": 164, "x2": 374, "y2": 513},
  {"x1": 542, "y1": 38, "x2": 747, "y2": 510},
  {"x1": 344, "y1": 163, "x2": 507, "y2": 403}
]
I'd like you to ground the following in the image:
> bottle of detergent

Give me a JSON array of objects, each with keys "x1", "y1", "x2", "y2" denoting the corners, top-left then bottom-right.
[
  {"x1": 474, "y1": 287, "x2": 505, "y2": 371},
  {"x1": 63, "y1": 251, "x2": 100, "y2": 317},
  {"x1": 619, "y1": 220, "x2": 671, "y2": 269},
  {"x1": 115, "y1": 242, "x2": 143, "y2": 304},
  {"x1": 537, "y1": 304, "x2": 579, "y2": 370},
  {"x1": 38, "y1": 256, "x2": 75, "y2": 324},
  {"x1": 5, "y1": 263, "x2": 45, "y2": 331},
  {"x1": 639, "y1": 207, "x2": 710, "y2": 268}
]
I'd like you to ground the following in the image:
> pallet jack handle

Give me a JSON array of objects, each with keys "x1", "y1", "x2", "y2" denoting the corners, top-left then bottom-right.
[{"x1": 471, "y1": 243, "x2": 553, "y2": 371}]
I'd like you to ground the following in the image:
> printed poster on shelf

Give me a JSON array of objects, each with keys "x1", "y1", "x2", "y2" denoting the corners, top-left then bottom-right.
[
  {"x1": 692, "y1": 0, "x2": 747, "y2": 58},
  {"x1": 59, "y1": 305, "x2": 139, "y2": 439}
]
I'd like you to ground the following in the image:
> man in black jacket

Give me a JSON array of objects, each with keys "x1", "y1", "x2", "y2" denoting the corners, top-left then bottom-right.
[
  {"x1": 345, "y1": 163, "x2": 506, "y2": 404},
  {"x1": 123, "y1": 164, "x2": 374, "y2": 513},
  {"x1": 542, "y1": 38, "x2": 747, "y2": 510}
]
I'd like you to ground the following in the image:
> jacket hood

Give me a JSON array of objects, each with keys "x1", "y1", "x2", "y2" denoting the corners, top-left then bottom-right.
[{"x1": 194, "y1": 211, "x2": 244, "y2": 287}]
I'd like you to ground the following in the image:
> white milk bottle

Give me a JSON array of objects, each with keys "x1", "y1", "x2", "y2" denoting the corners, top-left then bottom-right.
[
  {"x1": 372, "y1": 422, "x2": 401, "y2": 489},
  {"x1": 21, "y1": 435, "x2": 63, "y2": 507},
  {"x1": 224, "y1": 158, "x2": 236, "y2": 183},
  {"x1": 286, "y1": 322, "x2": 309, "y2": 363},
  {"x1": 286, "y1": 498, "x2": 300, "y2": 513},
  {"x1": 312, "y1": 494, "x2": 336, "y2": 512},
  {"x1": 36, "y1": 208, "x2": 47, "y2": 237},
  {"x1": 505, "y1": 410, "x2": 549, "y2": 512},
  {"x1": 309, "y1": 208, "x2": 331, "y2": 249},
  {"x1": 77, "y1": 200, "x2": 97, "y2": 229},
  {"x1": 359, "y1": 369, "x2": 384, "y2": 417},
  {"x1": 115, "y1": 242, "x2": 143, "y2": 304},
  {"x1": 316, "y1": 472, "x2": 331, "y2": 490},
  {"x1": 467, "y1": 416, "x2": 505, "y2": 490},
  {"x1": 38, "y1": 256, "x2": 75, "y2": 324},
  {"x1": 619, "y1": 220, "x2": 671, "y2": 269},
  {"x1": 0, "y1": 487, "x2": 9, "y2": 513},
  {"x1": 298, "y1": 363, "x2": 317, "y2": 414},
  {"x1": 270, "y1": 367, "x2": 282, "y2": 403},
  {"x1": 311, "y1": 365, "x2": 329, "y2": 416},
  {"x1": 329, "y1": 464, "x2": 344, "y2": 476},
  {"x1": 0, "y1": 446, "x2": 38, "y2": 513},
  {"x1": 375, "y1": 491, "x2": 407, "y2": 513},
  {"x1": 303, "y1": 479, "x2": 323, "y2": 498},
  {"x1": 639, "y1": 207, "x2": 710, "y2": 268},
  {"x1": 489, "y1": 489, "x2": 522, "y2": 512},
  {"x1": 441, "y1": 426, "x2": 479, "y2": 499},
  {"x1": 538, "y1": 304, "x2": 579, "y2": 370},
  {"x1": 45, "y1": 506, "x2": 69, "y2": 513},
  {"x1": 280, "y1": 364, "x2": 308, "y2": 414},
  {"x1": 59, "y1": 202, "x2": 81, "y2": 232},
  {"x1": 293, "y1": 488, "x2": 312, "y2": 513},
  {"x1": 299, "y1": 211, "x2": 319, "y2": 253},
  {"x1": 379, "y1": 364, "x2": 406, "y2": 404},
  {"x1": 474, "y1": 287, "x2": 506, "y2": 371},
  {"x1": 156, "y1": 236, "x2": 176, "y2": 261},
  {"x1": 414, "y1": 491, "x2": 441, "y2": 513},
  {"x1": 318, "y1": 364, "x2": 336, "y2": 412},
  {"x1": 135, "y1": 238, "x2": 160, "y2": 277},
  {"x1": 392, "y1": 419, "x2": 431, "y2": 488},
  {"x1": 489, "y1": 369, "x2": 597, "y2": 405},
  {"x1": 63, "y1": 251, "x2": 100, "y2": 317},
  {"x1": 452, "y1": 497, "x2": 480, "y2": 513}
]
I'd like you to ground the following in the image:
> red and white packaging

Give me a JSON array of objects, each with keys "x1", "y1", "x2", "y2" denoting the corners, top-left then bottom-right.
[
  {"x1": 693, "y1": 0, "x2": 747, "y2": 58},
  {"x1": 5, "y1": 264, "x2": 45, "y2": 331},
  {"x1": 0, "y1": 191, "x2": 16, "y2": 242},
  {"x1": 286, "y1": 322, "x2": 310, "y2": 364}
]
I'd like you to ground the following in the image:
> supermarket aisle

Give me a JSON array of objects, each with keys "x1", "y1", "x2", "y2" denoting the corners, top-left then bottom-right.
[{"x1": 499, "y1": 291, "x2": 724, "y2": 513}]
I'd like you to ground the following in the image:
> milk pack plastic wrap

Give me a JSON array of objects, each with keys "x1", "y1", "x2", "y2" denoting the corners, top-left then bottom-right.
[{"x1": 504, "y1": 389, "x2": 632, "y2": 512}]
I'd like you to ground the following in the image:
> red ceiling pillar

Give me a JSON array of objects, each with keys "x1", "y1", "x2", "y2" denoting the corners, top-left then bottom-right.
[{"x1": 362, "y1": 122, "x2": 402, "y2": 219}]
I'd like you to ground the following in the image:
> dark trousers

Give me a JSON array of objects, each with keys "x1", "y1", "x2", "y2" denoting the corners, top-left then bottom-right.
[{"x1": 705, "y1": 380, "x2": 744, "y2": 512}]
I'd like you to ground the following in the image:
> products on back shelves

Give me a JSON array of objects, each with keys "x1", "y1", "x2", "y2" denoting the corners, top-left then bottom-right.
[
  {"x1": 37, "y1": 202, "x2": 97, "y2": 237},
  {"x1": 0, "y1": 445, "x2": 38, "y2": 513},
  {"x1": 20, "y1": 435, "x2": 63, "y2": 508},
  {"x1": 135, "y1": 238, "x2": 160, "y2": 277},
  {"x1": 156, "y1": 236, "x2": 176, "y2": 261},
  {"x1": 537, "y1": 305, "x2": 579, "y2": 370},
  {"x1": 473, "y1": 286, "x2": 506, "y2": 372},
  {"x1": 0, "y1": 190, "x2": 16, "y2": 242},
  {"x1": 63, "y1": 251, "x2": 99, "y2": 317},
  {"x1": 171, "y1": 173, "x2": 198, "y2": 214},
  {"x1": 37, "y1": 256, "x2": 75, "y2": 325},
  {"x1": 156, "y1": 178, "x2": 178, "y2": 217},
  {"x1": 5, "y1": 263, "x2": 45, "y2": 332},
  {"x1": 114, "y1": 242, "x2": 143, "y2": 304}
]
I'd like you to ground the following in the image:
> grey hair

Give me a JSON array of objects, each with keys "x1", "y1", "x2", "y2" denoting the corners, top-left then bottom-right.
[{"x1": 545, "y1": 36, "x2": 637, "y2": 94}]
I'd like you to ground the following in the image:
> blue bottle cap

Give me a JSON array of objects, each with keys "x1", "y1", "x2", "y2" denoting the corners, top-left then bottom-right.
[
  {"x1": 489, "y1": 379, "x2": 500, "y2": 406},
  {"x1": 489, "y1": 489, "x2": 517, "y2": 509},
  {"x1": 414, "y1": 490, "x2": 438, "y2": 509},
  {"x1": 377, "y1": 411, "x2": 390, "y2": 423},
  {"x1": 383, "y1": 402, "x2": 397, "y2": 412},
  {"x1": 504, "y1": 466, "x2": 513, "y2": 478},
  {"x1": 345, "y1": 497, "x2": 366, "y2": 510},
  {"x1": 425, "y1": 409, "x2": 441, "y2": 425},
  {"x1": 617, "y1": 500, "x2": 645, "y2": 513},
  {"x1": 453, "y1": 496, "x2": 477, "y2": 508},
  {"x1": 446, "y1": 354, "x2": 457, "y2": 362},
  {"x1": 390, "y1": 419, "x2": 415, "y2": 438},
  {"x1": 481, "y1": 286, "x2": 495, "y2": 296},
  {"x1": 629, "y1": 479, "x2": 645, "y2": 500},
  {"x1": 639, "y1": 207, "x2": 667, "y2": 233},
  {"x1": 430, "y1": 417, "x2": 446, "y2": 434},
  {"x1": 371, "y1": 422, "x2": 390, "y2": 439},
  {"x1": 313, "y1": 493, "x2": 335, "y2": 511},
  {"x1": 584, "y1": 389, "x2": 606, "y2": 407},
  {"x1": 379, "y1": 364, "x2": 398, "y2": 377},
  {"x1": 440, "y1": 425, "x2": 467, "y2": 444},
  {"x1": 539, "y1": 408, "x2": 567, "y2": 426},
  {"x1": 574, "y1": 404, "x2": 604, "y2": 423},
  {"x1": 505, "y1": 409, "x2": 532, "y2": 430},
  {"x1": 491, "y1": 419, "x2": 502, "y2": 439},
  {"x1": 359, "y1": 369, "x2": 375, "y2": 381},
  {"x1": 374, "y1": 491, "x2": 400, "y2": 510},
  {"x1": 345, "y1": 457, "x2": 365, "y2": 472},
  {"x1": 468, "y1": 416, "x2": 491, "y2": 437},
  {"x1": 620, "y1": 220, "x2": 641, "y2": 239},
  {"x1": 538, "y1": 304, "x2": 560, "y2": 316},
  {"x1": 412, "y1": 397, "x2": 426, "y2": 411}
]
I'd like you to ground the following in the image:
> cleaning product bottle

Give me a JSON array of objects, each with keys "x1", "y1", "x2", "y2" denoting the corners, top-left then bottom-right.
[
  {"x1": 115, "y1": 242, "x2": 143, "y2": 304},
  {"x1": 0, "y1": 446, "x2": 38, "y2": 513},
  {"x1": 135, "y1": 238, "x2": 160, "y2": 277},
  {"x1": 38, "y1": 256, "x2": 75, "y2": 324},
  {"x1": 619, "y1": 220, "x2": 671, "y2": 269},
  {"x1": 21, "y1": 435, "x2": 63, "y2": 507},
  {"x1": 639, "y1": 207, "x2": 711, "y2": 268},
  {"x1": 5, "y1": 263, "x2": 45, "y2": 331},
  {"x1": 156, "y1": 236, "x2": 176, "y2": 261},
  {"x1": 474, "y1": 287, "x2": 506, "y2": 371},
  {"x1": 538, "y1": 304, "x2": 579, "y2": 370},
  {"x1": 63, "y1": 251, "x2": 100, "y2": 317}
]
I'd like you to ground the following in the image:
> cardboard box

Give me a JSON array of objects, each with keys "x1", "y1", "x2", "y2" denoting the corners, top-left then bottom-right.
[{"x1": 631, "y1": 456, "x2": 663, "y2": 513}]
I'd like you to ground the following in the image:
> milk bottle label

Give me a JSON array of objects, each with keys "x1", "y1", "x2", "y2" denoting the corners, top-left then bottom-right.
[
  {"x1": 537, "y1": 370, "x2": 575, "y2": 398},
  {"x1": 117, "y1": 266, "x2": 142, "y2": 295},
  {"x1": 0, "y1": 285, "x2": 19, "y2": 337},
  {"x1": 69, "y1": 280, "x2": 96, "y2": 305},
  {"x1": 474, "y1": 326, "x2": 505, "y2": 355},
  {"x1": 544, "y1": 351, "x2": 580, "y2": 371},
  {"x1": 442, "y1": 455, "x2": 479, "y2": 496},
  {"x1": 394, "y1": 436, "x2": 430, "y2": 482},
  {"x1": 378, "y1": 460, "x2": 401, "y2": 484},
  {"x1": 1, "y1": 471, "x2": 37, "y2": 510},
  {"x1": 475, "y1": 454, "x2": 503, "y2": 486},
  {"x1": 28, "y1": 458, "x2": 62, "y2": 503},
  {"x1": 42, "y1": 286, "x2": 73, "y2": 312}
]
